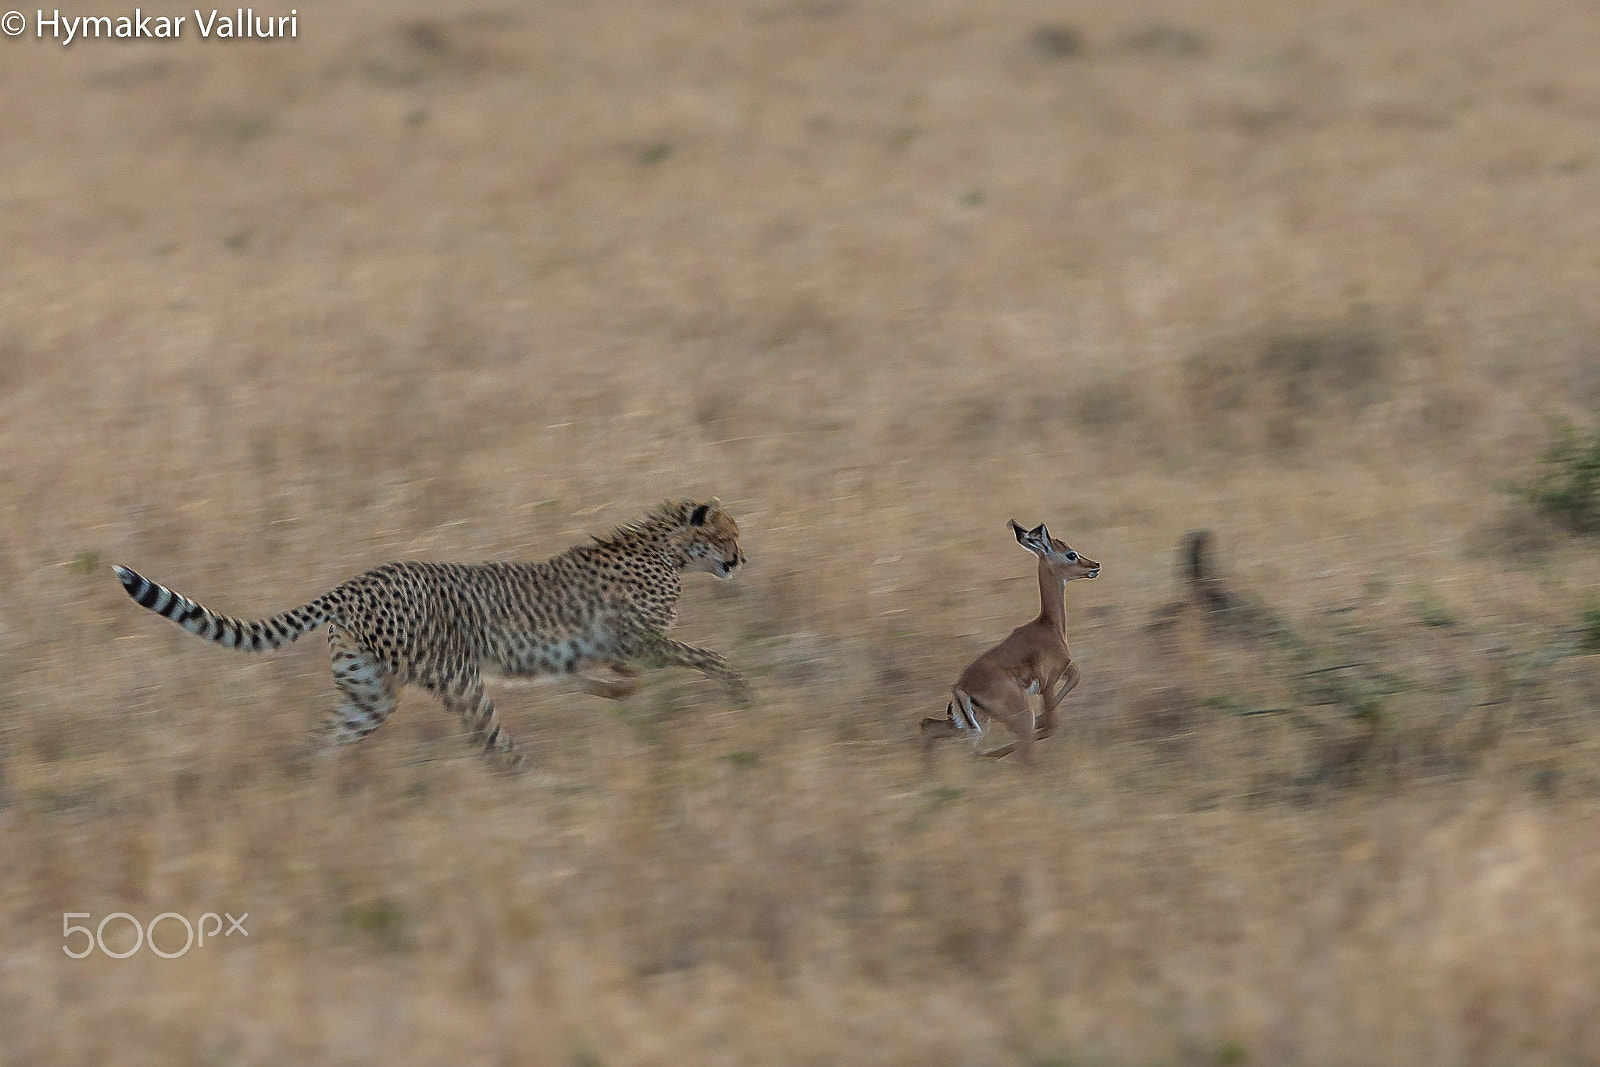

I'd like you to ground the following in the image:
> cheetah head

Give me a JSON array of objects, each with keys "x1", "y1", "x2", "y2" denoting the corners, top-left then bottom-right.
[{"x1": 682, "y1": 498, "x2": 745, "y2": 579}]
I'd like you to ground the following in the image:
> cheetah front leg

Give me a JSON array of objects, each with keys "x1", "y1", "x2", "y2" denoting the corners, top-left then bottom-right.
[{"x1": 634, "y1": 635, "x2": 752, "y2": 707}]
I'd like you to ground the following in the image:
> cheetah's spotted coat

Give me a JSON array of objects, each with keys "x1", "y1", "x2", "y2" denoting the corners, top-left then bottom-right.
[{"x1": 113, "y1": 499, "x2": 749, "y2": 770}]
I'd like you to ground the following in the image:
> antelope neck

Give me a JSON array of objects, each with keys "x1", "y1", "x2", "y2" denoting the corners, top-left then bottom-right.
[{"x1": 1036, "y1": 557, "x2": 1067, "y2": 637}]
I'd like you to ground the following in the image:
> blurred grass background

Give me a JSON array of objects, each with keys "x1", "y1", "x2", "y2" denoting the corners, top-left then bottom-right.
[{"x1": 2, "y1": 0, "x2": 1600, "y2": 1062}]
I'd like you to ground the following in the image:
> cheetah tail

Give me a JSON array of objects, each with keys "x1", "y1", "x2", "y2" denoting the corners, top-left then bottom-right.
[{"x1": 112, "y1": 564, "x2": 333, "y2": 652}]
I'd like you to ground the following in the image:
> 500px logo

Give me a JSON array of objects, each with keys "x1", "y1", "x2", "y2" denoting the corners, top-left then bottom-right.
[{"x1": 63, "y1": 911, "x2": 247, "y2": 958}]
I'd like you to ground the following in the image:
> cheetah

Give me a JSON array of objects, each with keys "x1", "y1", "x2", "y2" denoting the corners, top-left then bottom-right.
[{"x1": 112, "y1": 499, "x2": 750, "y2": 771}]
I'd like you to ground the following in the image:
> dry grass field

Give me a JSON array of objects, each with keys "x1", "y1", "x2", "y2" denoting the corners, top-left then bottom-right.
[{"x1": 3, "y1": 0, "x2": 1600, "y2": 1062}]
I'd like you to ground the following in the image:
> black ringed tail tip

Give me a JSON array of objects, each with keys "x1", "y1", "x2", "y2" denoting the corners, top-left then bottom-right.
[
  {"x1": 112, "y1": 563, "x2": 330, "y2": 653},
  {"x1": 113, "y1": 564, "x2": 162, "y2": 608}
]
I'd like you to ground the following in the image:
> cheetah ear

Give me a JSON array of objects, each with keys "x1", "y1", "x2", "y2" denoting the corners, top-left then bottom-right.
[{"x1": 689, "y1": 502, "x2": 712, "y2": 526}]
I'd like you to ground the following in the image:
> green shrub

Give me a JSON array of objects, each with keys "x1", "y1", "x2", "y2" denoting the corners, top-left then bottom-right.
[{"x1": 1523, "y1": 413, "x2": 1600, "y2": 534}]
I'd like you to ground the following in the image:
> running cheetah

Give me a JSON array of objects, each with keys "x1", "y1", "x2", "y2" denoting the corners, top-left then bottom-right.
[{"x1": 112, "y1": 499, "x2": 750, "y2": 771}]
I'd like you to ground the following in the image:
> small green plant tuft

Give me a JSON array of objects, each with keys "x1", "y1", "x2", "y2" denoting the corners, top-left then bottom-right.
[
  {"x1": 1521, "y1": 412, "x2": 1600, "y2": 535},
  {"x1": 722, "y1": 750, "x2": 761, "y2": 770},
  {"x1": 343, "y1": 899, "x2": 405, "y2": 941},
  {"x1": 636, "y1": 142, "x2": 672, "y2": 166},
  {"x1": 1415, "y1": 594, "x2": 1456, "y2": 629},
  {"x1": 1579, "y1": 603, "x2": 1600, "y2": 653},
  {"x1": 70, "y1": 550, "x2": 104, "y2": 577},
  {"x1": 886, "y1": 125, "x2": 920, "y2": 152},
  {"x1": 1029, "y1": 23, "x2": 1086, "y2": 59}
]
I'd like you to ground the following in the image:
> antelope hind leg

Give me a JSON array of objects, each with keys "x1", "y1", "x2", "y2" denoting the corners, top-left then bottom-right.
[{"x1": 976, "y1": 688, "x2": 1034, "y2": 762}]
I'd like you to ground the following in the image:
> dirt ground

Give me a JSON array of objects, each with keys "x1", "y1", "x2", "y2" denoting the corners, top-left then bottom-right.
[{"x1": 2, "y1": 0, "x2": 1599, "y2": 1063}]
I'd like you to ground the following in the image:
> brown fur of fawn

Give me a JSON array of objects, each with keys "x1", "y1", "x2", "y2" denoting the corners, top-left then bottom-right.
[{"x1": 921, "y1": 521, "x2": 1100, "y2": 762}]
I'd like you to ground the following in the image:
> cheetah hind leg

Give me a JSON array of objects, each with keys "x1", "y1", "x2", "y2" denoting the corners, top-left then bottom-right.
[
  {"x1": 580, "y1": 661, "x2": 642, "y2": 700},
  {"x1": 311, "y1": 625, "x2": 399, "y2": 752},
  {"x1": 427, "y1": 669, "x2": 526, "y2": 774}
]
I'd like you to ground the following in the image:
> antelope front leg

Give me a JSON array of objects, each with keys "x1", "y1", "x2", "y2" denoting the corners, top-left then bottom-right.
[
  {"x1": 639, "y1": 635, "x2": 752, "y2": 707},
  {"x1": 1035, "y1": 663, "x2": 1081, "y2": 740}
]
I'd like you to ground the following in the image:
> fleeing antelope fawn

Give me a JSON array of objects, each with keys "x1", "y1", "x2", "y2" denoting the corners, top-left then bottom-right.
[{"x1": 921, "y1": 521, "x2": 1099, "y2": 762}]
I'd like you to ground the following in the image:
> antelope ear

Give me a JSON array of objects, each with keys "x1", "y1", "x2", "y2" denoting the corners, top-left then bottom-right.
[
  {"x1": 1033, "y1": 523, "x2": 1051, "y2": 544},
  {"x1": 1012, "y1": 520, "x2": 1047, "y2": 553}
]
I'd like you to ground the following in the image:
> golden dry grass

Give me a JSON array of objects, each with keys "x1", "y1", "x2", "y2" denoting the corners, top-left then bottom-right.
[{"x1": 3, "y1": 0, "x2": 1600, "y2": 1062}]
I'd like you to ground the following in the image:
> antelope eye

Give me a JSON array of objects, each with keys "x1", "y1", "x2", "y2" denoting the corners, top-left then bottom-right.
[{"x1": 1066, "y1": 551, "x2": 1078, "y2": 562}]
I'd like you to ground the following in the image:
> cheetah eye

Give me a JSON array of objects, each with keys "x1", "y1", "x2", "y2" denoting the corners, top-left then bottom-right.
[{"x1": 1065, "y1": 551, "x2": 1078, "y2": 562}]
